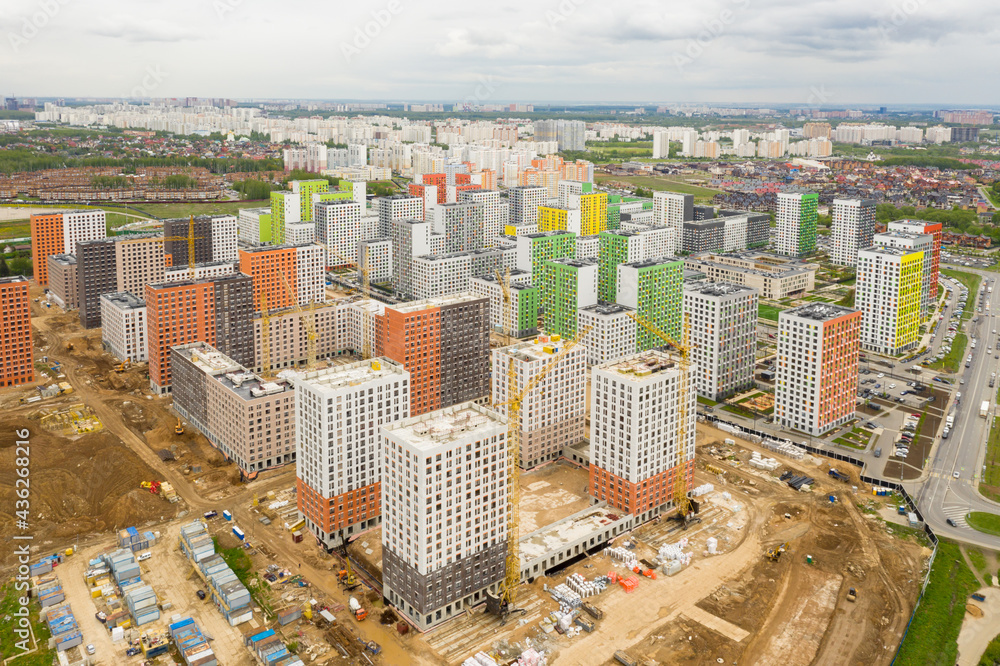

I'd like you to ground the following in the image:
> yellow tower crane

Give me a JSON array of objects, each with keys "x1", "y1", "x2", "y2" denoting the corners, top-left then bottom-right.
[
  {"x1": 277, "y1": 268, "x2": 319, "y2": 369},
  {"x1": 118, "y1": 216, "x2": 203, "y2": 278},
  {"x1": 486, "y1": 324, "x2": 593, "y2": 624},
  {"x1": 626, "y1": 311, "x2": 694, "y2": 523},
  {"x1": 260, "y1": 291, "x2": 274, "y2": 379},
  {"x1": 494, "y1": 267, "x2": 513, "y2": 346}
]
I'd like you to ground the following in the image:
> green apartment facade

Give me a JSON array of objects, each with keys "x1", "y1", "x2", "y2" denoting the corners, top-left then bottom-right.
[
  {"x1": 616, "y1": 258, "x2": 684, "y2": 351},
  {"x1": 542, "y1": 257, "x2": 598, "y2": 338}
]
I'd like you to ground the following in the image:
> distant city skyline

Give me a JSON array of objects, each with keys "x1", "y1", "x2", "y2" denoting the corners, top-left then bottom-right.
[{"x1": 4, "y1": 0, "x2": 1000, "y2": 105}]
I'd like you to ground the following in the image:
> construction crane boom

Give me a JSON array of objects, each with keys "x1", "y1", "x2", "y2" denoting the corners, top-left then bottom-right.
[
  {"x1": 494, "y1": 267, "x2": 513, "y2": 346},
  {"x1": 119, "y1": 215, "x2": 202, "y2": 278},
  {"x1": 260, "y1": 292, "x2": 273, "y2": 379},
  {"x1": 487, "y1": 325, "x2": 593, "y2": 624},
  {"x1": 626, "y1": 311, "x2": 692, "y2": 521},
  {"x1": 277, "y1": 268, "x2": 319, "y2": 369}
]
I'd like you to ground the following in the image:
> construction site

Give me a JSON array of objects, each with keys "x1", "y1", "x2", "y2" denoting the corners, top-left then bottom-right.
[{"x1": 0, "y1": 283, "x2": 933, "y2": 666}]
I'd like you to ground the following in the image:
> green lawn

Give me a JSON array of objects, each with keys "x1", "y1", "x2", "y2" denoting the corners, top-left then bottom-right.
[
  {"x1": 967, "y1": 511, "x2": 1000, "y2": 537},
  {"x1": 215, "y1": 538, "x2": 275, "y2": 618},
  {"x1": 894, "y1": 540, "x2": 980, "y2": 666},
  {"x1": 980, "y1": 417, "x2": 1000, "y2": 503},
  {"x1": 941, "y1": 269, "x2": 982, "y2": 321},
  {"x1": 926, "y1": 333, "x2": 967, "y2": 373},
  {"x1": 758, "y1": 303, "x2": 785, "y2": 321},
  {"x1": 594, "y1": 174, "x2": 722, "y2": 200},
  {"x1": 0, "y1": 582, "x2": 54, "y2": 665},
  {"x1": 696, "y1": 396, "x2": 717, "y2": 406}
]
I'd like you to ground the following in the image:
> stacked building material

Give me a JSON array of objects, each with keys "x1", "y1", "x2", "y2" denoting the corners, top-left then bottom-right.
[
  {"x1": 762, "y1": 438, "x2": 805, "y2": 460},
  {"x1": 604, "y1": 546, "x2": 639, "y2": 569},
  {"x1": 750, "y1": 452, "x2": 781, "y2": 471},
  {"x1": 565, "y1": 573, "x2": 604, "y2": 598},
  {"x1": 691, "y1": 483, "x2": 715, "y2": 497},
  {"x1": 657, "y1": 539, "x2": 692, "y2": 566}
]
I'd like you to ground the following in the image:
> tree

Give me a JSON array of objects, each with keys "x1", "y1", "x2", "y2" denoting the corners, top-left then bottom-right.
[
  {"x1": 0, "y1": 257, "x2": 9, "y2": 277},
  {"x1": 634, "y1": 187, "x2": 654, "y2": 198},
  {"x1": 9, "y1": 257, "x2": 31, "y2": 277}
]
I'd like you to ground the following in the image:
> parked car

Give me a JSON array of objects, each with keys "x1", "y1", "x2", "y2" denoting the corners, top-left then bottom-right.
[
  {"x1": 196, "y1": 589, "x2": 206, "y2": 600},
  {"x1": 947, "y1": 518, "x2": 958, "y2": 527}
]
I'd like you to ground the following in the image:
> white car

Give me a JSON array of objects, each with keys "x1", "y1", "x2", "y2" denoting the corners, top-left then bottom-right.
[
  {"x1": 86, "y1": 645, "x2": 95, "y2": 655},
  {"x1": 878, "y1": 373, "x2": 885, "y2": 378},
  {"x1": 137, "y1": 552, "x2": 151, "y2": 562},
  {"x1": 953, "y1": 471, "x2": 960, "y2": 479},
  {"x1": 889, "y1": 384, "x2": 896, "y2": 389}
]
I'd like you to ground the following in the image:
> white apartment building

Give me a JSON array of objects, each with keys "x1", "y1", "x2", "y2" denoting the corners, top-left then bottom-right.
[
  {"x1": 411, "y1": 249, "x2": 505, "y2": 300},
  {"x1": 856, "y1": 246, "x2": 923, "y2": 355},
  {"x1": 575, "y1": 235, "x2": 600, "y2": 260},
  {"x1": 295, "y1": 244, "x2": 326, "y2": 306},
  {"x1": 391, "y1": 218, "x2": 445, "y2": 299},
  {"x1": 773, "y1": 304, "x2": 860, "y2": 437},
  {"x1": 62, "y1": 209, "x2": 107, "y2": 253},
  {"x1": 358, "y1": 238, "x2": 393, "y2": 284},
  {"x1": 577, "y1": 303, "x2": 636, "y2": 366},
  {"x1": 164, "y1": 261, "x2": 236, "y2": 283},
  {"x1": 284, "y1": 223, "x2": 315, "y2": 246},
  {"x1": 873, "y1": 230, "x2": 933, "y2": 319},
  {"x1": 381, "y1": 403, "x2": 508, "y2": 631},
  {"x1": 210, "y1": 215, "x2": 239, "y2": 262},
  {"x1": 237, "y1": 207, "x2": 271, "y2": 246},
  {"x1": 830, "y1": 199, "x2": 877, "y2": 266},
  {"x1": 377, "y1": 194, "x2": 424, "y2": 237},
  {"x1": 100, "y1": 292, "x2": 147, "y2": 362},
  {"x1": 638, "y1": 225, "x2": 677, "y2": 259},
  {"x1": 294, "y1": 358, "x2": 410, "y2": 549},
  {"x1": 774, "y1": 192, "x2": 817, "y2": 257},
  {"x1": 458, "y1": 189, "x2": 503, "y2": 248},
  {"x1": 432, "y1": 201, "x2": 484, "y2": 253},
  {"x1": 721, "y1": 216, "x2": 748, "y2": 253},
  {"x1": 683, "y1": 282, "x2": 758, "y2": 401},
  {"x1": 491, "y1": 338, "x2": 587, "y2": 469},
  {"x1": 590, "y1": 350, "x2": 696, "y2": 520},
  {"x1": 316, "y1": 200, "x2": 363, "y2": 267},
  {"x1": 508, "y1": 186, "x2": 548, "y2": 227},
  {"x1": 652, "y1": 192, "x2": 693, "y2": 229}
]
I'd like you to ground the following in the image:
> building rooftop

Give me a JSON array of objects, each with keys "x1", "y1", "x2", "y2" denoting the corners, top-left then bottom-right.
[
  {"x1": 684, "y1": 282, "x2": 757, "y2": 297},
  {"x1": 601, "y1": 230, "x2": 642, "y2": 238},
  {"x1": 148, "y1": 273, "x2": 249, "y2": 290},
  {"x1": 498, "y1": 335, "x2": 578, "y2": 364},
  {"x1": 523, "y1": 231, "x2": 575, "y2": 240},
  {"x1": 165, "y1": 260, "x2": 234, "y2": 272},
  {"x1": 294, "y1": 358, "x2": 407, "y2": 393},
  {"x1": 162, "y1": 214, "x2": 234, "y2": 222},
  {"x1": 50, "y1": 253, "x2": 76, "y2": 265},
  {"x1": 683, "y1": 218, "x2": 725, "y2": 228},
  {"x1": 519, "y1": 505, "x2": 626, "y2": 563},
  {"x1": 382, "y1": 194, "x2": 421, "y2": 200},
  {"x1": 783, "y1": 303, "x2": 858, "y2": 321},
  {"x1": 0, "y1": 275, "x2": 29, "y2": 285},
  {"x1": 623, "y1": 256, "x2": 681, "y2": 269},
  {"x1": 174, "y1": 342, "x2": 293, "y2": 400},
  {"x1": 358, "y1": 237, "x2": 391, "y2": 245},
  {"x1": 547, "y1": 257, "x2": 597, "y2": 269},
  {"x1": 859, "y1": 245, "x2": 918, "y2": 257},
  {"x1": 238, "y1": 243, "x2": 319, "y2": 254},
  {"x1": 599, "y1": 350, "x2": 684, "y2": 381},
  {"x1": 388, "y1": 291, "x2": 484, "y2": 313},
  {"x1": 579, "y1": 302, "x2": 634, "y2": 316},
  {"x1": 874, "y1": 231, "x2": 931, "y2": 242},
  {"x1": 101, "y1": 292, "x2": 145, "y2": 310},
  {"x1": 384, "y1": 402, "x2": 506, "y2": 451}
]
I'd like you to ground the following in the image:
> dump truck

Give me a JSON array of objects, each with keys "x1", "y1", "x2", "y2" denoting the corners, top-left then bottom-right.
[{"x1": 828, "y1": 469, "x2": 850, "y2": 482}]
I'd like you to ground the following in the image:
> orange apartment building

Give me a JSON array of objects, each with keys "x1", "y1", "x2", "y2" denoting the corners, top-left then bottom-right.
[
  {"x1": 374, "y1": 293, "x2": 490, "y2": 416},
  {"x1": 589, "y1": 350, "x2": 696, "y2": 520},
  {"x1": 238, "y1": 244, "x2": 325, "y2": 313},
  {"x1": 0, "y1": 276, "x2": 33, "y2": 387},
  {"x1": 30, "y1": 209, "x2": 106, "y2": 286},
  {"x1": 146, "y1": 274, "x2": 254, "y2": 394}
]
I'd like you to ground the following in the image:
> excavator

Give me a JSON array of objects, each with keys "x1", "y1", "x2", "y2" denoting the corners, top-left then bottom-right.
[
  {"x1": 765, "y1": 542, "x2": 788, "y2": 562},
  {"x1": 174, "y1": 418, "x2": 184, "y2": 435},
  {"x1": 114, "y1": 358, "x2": 131, "y2": 373},
  {"x1": 337, "y1": 554, "x2": 361, "y2": 592}
]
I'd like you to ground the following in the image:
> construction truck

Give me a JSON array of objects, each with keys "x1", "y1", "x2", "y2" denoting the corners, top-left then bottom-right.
[
  {"x1": 174, "y1": 418, "x2": 184, "y2": 435},
  {"x1": 66, "y1": 342, "x2": 74, "y2": 351},
  {"x1": 140, "y1": 481, "x2": 161, "y2": 494},
  {"x1": 846, "y1": 587, "x2": 857, "y2": 602},
  {"x1": 349, "y1": 597, "x2": 367, "y2": 621}
]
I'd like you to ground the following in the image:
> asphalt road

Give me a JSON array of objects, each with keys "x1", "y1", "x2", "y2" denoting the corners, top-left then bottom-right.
[{"x1": 909, "y1": 267, "x2": 1000, "y2": 548}]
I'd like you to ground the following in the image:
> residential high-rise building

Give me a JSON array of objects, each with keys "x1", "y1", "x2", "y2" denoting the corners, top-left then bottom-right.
[
  {"x1": 537, "y1": 206, "x2": 582, "y2": 235},
  {"x1": 30, "y1": 209, "x2": 106, "y2": 286},
  {"x1": 410, "y1": 249, "x2": 505, "y2": 300},
  {"x1": 315, "y1": 200, "x2": 363, "y2": 267},
  {"x1": 115, "y1": 236, "x2": 166, "y2": 297},
  {"x1": 856, "y1": 246, "x2": 923, "y2": 355},
  {"x1": 775, "y1": 193, "x2": 818, "y2": 256},
  {"x1": 163, "y1": 215, "x2": 238, "y2": 266},
  {"x1": 830, "y1": 199, "x2": 877, "y2": 266},
  {"x1": 571, "y1": 191, "x2": 609, "y2": 237},
  {"x1": 575, "y1": 235, "x2": 600, "y2": 260},
  {"x1": 470, "y1": 270, "x2": 538, "y2": 339},
  {"x1": 774, "y1": 304, "x2": 860, "y2": 436},
  {"x1": 100, "y1": 292, "x2": 147, "y2": 363},
  {"x1": 492, "y1": 338, "x2": 586, "y2": 469},
  {"x1": 432, "y1": 201, "x2": 484, "y2": 253},
  {"x1": 542, "y1": 258, "x2": 598, "y2": 338},
  {"x1": 534, "y1": 119, "x2": 585, "y2": 151},
  {"x1": 290, "y1": 179, "x2": 330, "y2": 222},
  {"x1": 76, "y1": 238, "x2": 118, "y2": 329},
  {"x1": 381, "y1": 402, "x2": 508, "y2": 631},
  {"x1": 171, "y1": 342, "x2": 295, "y2": 477},
  {"x1": 376, "y1": 293, "x2": 490, "y2": 416},
  {"x1": 238, "y1": 244, "x2": 325, "y2": 312},
  {"x1": 615, "y1": 257, "x2": 684, "y2": 351},
  {"x1": 0, "y1": 276, "x2": 33, "y2": 387},
  {"x1": 391, "y1": 218, "x2": 445, "y2": 299},
  {"x1": 47, "y1": 254, "x2": 78, "y2": 310},
  {"x1": 295, "y1": 358, "x2": 410, "y2": 549},
  {"x1": 458, "y1": 189, "x2": 503, "y2": 248},
  {"x1": 237, "y1": 207, "x2": 273, "y2": 245},
  {"x1": 652, "y1": 192, "x2": 693, "y2": 230},
  {"x1": 598, "y1": 231, "x2": 645, "y2": 302},
  {"x1": 683, "y1": 283, "x2": 759, "y2": 400},
  {"x1": 889, "y1": 219, "x2": 942, "y2": 298},
  {"x1": 164, "y1": 261, "x2": 236, "y2": 284},
  {"x1": 874, "y1": 230, "x2": 934, "y2": 320},
  {"x1": 358, "y1": 238, "x2": 393, "y2": 284},
  {"x1": 577, "y1": 302, "x2": 637, "y2": 366},
  {"x1": 515, "y1": 231, "x2": 576, "y2": 287},
  {"x1": 508, "y1": 186, "x2": 548, "y2": 228},
  {"x1": 146, "y1": 274, "x2": 254, "y2": 394},
  {"x1": 270, "y1": 190, "x2": 301, "y2": 244},
  {"x1": 377, "y1": 194, "x2": 424, "y2": 236},
  {"x1": 589, "y1": 350, "x2": 696, "y2": 520}
]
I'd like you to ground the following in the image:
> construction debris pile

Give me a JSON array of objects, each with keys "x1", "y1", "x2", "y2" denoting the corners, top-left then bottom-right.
[
  {"x1": 780, "y1": 471, "x2": 816, "y2": 491},
  {"x1": 762, "y1": 438, "x2": 806, "y2": 459},
  {"x1": 749, "y1": 451, "x2": 781, "y2": 471}
]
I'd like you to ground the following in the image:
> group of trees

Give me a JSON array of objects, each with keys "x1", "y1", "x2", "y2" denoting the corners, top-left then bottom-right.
[
  {"x1": 0, "y1": 255, "x2": 32, "y2": 277},
  {"x1": 233, "y1": 179, "x2": 278, "y2": 200},
  {"x1": 875, "y1": 203, "x2": 1000, "y2": 240}
]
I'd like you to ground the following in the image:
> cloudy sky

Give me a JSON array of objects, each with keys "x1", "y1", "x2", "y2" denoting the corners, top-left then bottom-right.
[{"x1": 3, "y1": 0, "x2": 999, "y2": 105}]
